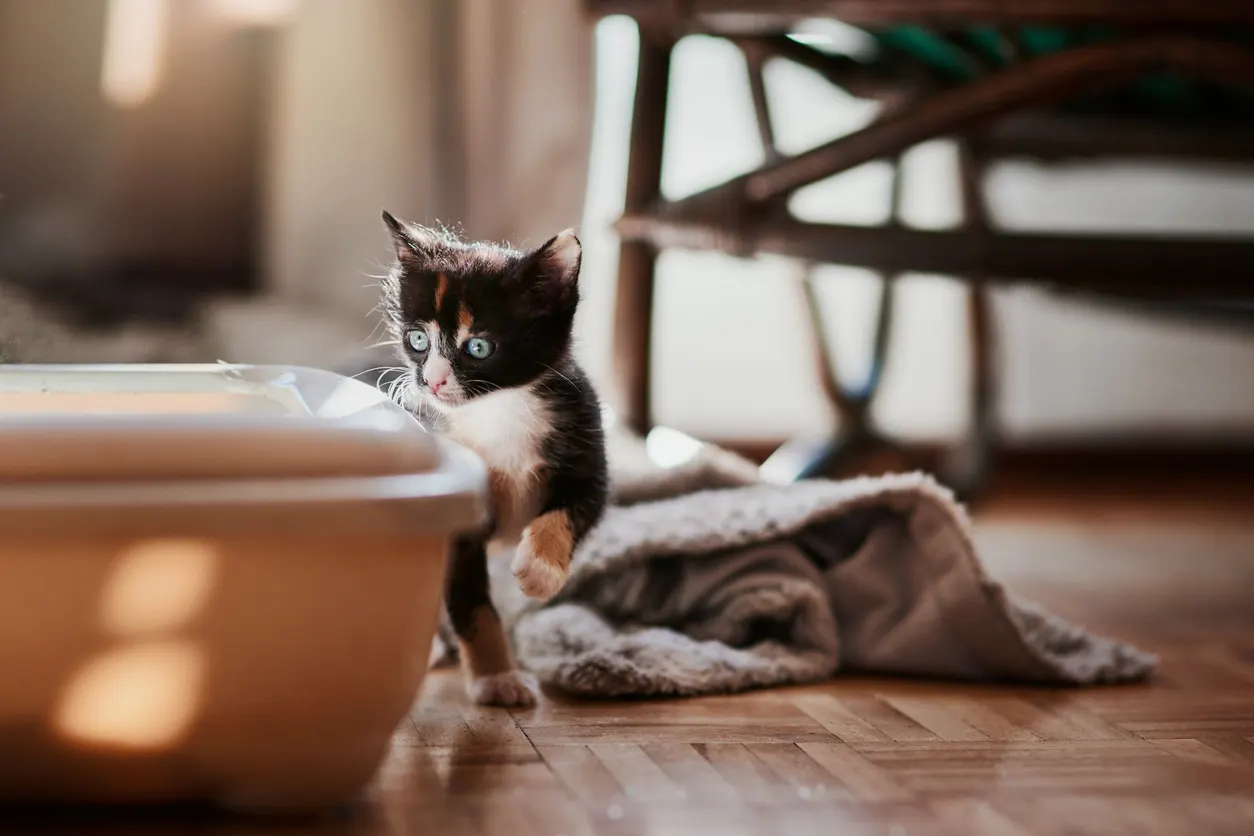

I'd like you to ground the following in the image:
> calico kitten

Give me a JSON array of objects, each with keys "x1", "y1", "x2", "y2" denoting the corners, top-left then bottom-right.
[{"x1": 380, "y1": 211, "x2": 608, "y2": 707}]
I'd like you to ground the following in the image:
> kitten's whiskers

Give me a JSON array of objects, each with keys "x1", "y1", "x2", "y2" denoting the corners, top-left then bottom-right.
[
  {"x1": 348, "y1": 365, "x2": 409, "y2": 384},
  {"x1": 539, "y1": 363, "x2": 578, "y2": 390}
]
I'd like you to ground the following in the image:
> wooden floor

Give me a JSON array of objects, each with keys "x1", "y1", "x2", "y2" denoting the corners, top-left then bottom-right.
[{"x1": 17, "y1": 490, "x2": 1254, "y2": 835}]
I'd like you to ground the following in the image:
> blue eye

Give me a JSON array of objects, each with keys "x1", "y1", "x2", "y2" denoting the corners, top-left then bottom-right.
[
  {"x1": 464, "y1": 337, "x2": 495, "y2": 360},
  {"x1": 407, "y1": 329, "x2": 429, "y2": 352}
]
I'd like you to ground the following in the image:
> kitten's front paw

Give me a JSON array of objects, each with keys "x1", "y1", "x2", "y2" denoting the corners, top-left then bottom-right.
[
  {"x1": 512, "y1": 511, "x2": 574, "y2": 599},
  {"x1": 467, "y1": 670, "x2": 539, "y2": 707},
  {"x1": 512, "y1": 544, "x2": 568, "y2": 599}
]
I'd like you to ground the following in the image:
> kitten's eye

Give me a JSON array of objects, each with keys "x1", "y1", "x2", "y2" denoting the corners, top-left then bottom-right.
[
  {"x1": 406, "y1": 329, "x2": 429, "y2": 353},
  {"x1": 464, "y1": 337, "x2": 495, "y2": 360}
]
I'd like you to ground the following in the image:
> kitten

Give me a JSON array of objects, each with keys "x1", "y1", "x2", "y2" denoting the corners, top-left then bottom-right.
[{"x1": 380, "y1": 211, "x2": 608, "y2": 707}]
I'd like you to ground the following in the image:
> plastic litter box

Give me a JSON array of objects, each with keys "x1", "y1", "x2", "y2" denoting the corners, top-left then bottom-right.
[{"x1": 0, "y1": 364, "x2": 486, "y2": 812}]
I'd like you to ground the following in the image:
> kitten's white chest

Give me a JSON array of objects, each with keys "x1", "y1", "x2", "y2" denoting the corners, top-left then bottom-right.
[
  {"x1": 441, "y1": 387, "x2": 550, "y2": 538},
  {"x1": 443, "y1": 387, "x2": 548, "y2": 472}
]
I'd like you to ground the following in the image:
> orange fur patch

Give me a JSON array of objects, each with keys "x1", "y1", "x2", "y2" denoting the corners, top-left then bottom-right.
[
  {"x1": 523, "y1": 510, "x2": 574, "y2": 572},
  {"x1": 457, "y1": 300, "x2": 473, "y2": 330},
  {"x1": 434, "y1": 273, "x2": 448, "y2": 311}
]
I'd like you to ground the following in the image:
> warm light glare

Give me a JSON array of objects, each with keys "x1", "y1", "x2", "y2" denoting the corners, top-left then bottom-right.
[
  {"x1": 101, "y1": 0, "x2": 170, "y2": 108},
  {"x1": 0, "y1": 390, "x2": 288, "y2": 415},
  {"x1": 55, "y1": 641, "x2": 205, "y2": 751},
  {"x1": 100, "y1": 539, "x2": 219, "y2": 637},
  {"x1": 645, "y1": 426, "x2": 704, "y2": 469},
  {"x1": 211, "y1": 0, "x2": 301, "y2": 26},
  {"x1": 315, "y1": 380, "x2": 387, "y2": 420}
]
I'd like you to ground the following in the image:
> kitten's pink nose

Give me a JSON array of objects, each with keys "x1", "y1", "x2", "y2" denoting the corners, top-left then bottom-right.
[{"x1": 424, "y1": 356, "x2": 452, "y2": 397}]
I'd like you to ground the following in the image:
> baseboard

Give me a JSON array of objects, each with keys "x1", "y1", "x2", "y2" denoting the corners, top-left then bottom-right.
[
  {"x1": 715, "y1": 436, "x2": 1254, "y2": 483},
  {"x1": 7, "y1": 260, "x2": 254, "y2": 328},
  {"x1": 200, "y1": 296, "x2": 383, "y2": 371}
]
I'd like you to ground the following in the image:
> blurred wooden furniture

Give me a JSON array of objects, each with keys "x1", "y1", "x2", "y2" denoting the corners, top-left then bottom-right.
[{"x1": 587, "y1": 0, "x2": 1254, "y2": 494}]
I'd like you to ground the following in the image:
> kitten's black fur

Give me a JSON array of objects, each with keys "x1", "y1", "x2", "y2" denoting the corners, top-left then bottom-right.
[{"x1": 380, "y1": 210, "x2": 608, "y2": 707}]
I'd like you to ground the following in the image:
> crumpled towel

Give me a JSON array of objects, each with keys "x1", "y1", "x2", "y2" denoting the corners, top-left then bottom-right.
[{"x1": 471, "y1": 433, "x2": 1156, "y2": 698}]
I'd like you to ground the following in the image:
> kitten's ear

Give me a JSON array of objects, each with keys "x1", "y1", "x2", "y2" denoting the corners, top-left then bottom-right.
[
  {"x1": 382, "y1": 209, "x2": 440, "y2": 266},
  {"x1": 536, "y1": 229, "x2": 581, "y2": 285},
  {"x1": 532, "y1": 230, "x2": 582, "y2": 286},
  {"x1": 517, "y1": 229, "x2": 582, "y2": 312}
]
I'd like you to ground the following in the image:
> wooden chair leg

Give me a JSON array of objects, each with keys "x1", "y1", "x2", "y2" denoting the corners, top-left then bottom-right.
[
  {"x1": 611, "y1": 29, "x2": 673, "y2": 435},
  {"x1": 941, "y1": 139, "x2": 1001, "y2": 501},
  {"x1": 762, "y1": 156, "x2": 907, "y2": 484}
]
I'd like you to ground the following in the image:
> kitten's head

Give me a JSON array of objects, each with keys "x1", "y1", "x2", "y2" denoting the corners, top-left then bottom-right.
[{"x1": 381, "y1": 210, "x2": 582, "y2": 409}]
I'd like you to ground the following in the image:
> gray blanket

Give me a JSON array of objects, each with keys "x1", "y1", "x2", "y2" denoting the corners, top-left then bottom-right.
[{"x1": 469, "y1": 434, "x2": 1155, "y2": 698}]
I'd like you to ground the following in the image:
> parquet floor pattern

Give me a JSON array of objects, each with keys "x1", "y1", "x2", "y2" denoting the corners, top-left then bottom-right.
[
  {"x1": 385, "y1": 670, "x2": 1254, "y2": 835},
  {"x1": 16, "y1": 506, "x2": 1254, "y2": 835},
  {"x1": 363, "y1": 512, "x2": 1254, "y2": 836}
]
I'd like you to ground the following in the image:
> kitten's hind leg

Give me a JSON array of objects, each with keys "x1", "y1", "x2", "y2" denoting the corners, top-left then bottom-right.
[
  {"x1": 426, "y1": 610, "x2": 460, "y2": 668},
  {"x1": 446, "y1": 535, "x2": 538, "y2": 707}
]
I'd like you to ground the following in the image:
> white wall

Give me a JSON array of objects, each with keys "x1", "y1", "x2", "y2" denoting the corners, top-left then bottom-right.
[
  {"x1": 263, "y1": 0, "x2": 437, "y2": 320},
  {"x1": 455, "y1": 0, "x2": 593, "y2": 246},
  {"x1": 574, "y1": 19, "x2": 1254, "y2": 443},
  {"x1": 206, "y1": 0, "x2": 440, "y2": 370},
  {"x1": 234, "y1": 0, "x2": 592, "y2": 370}
]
